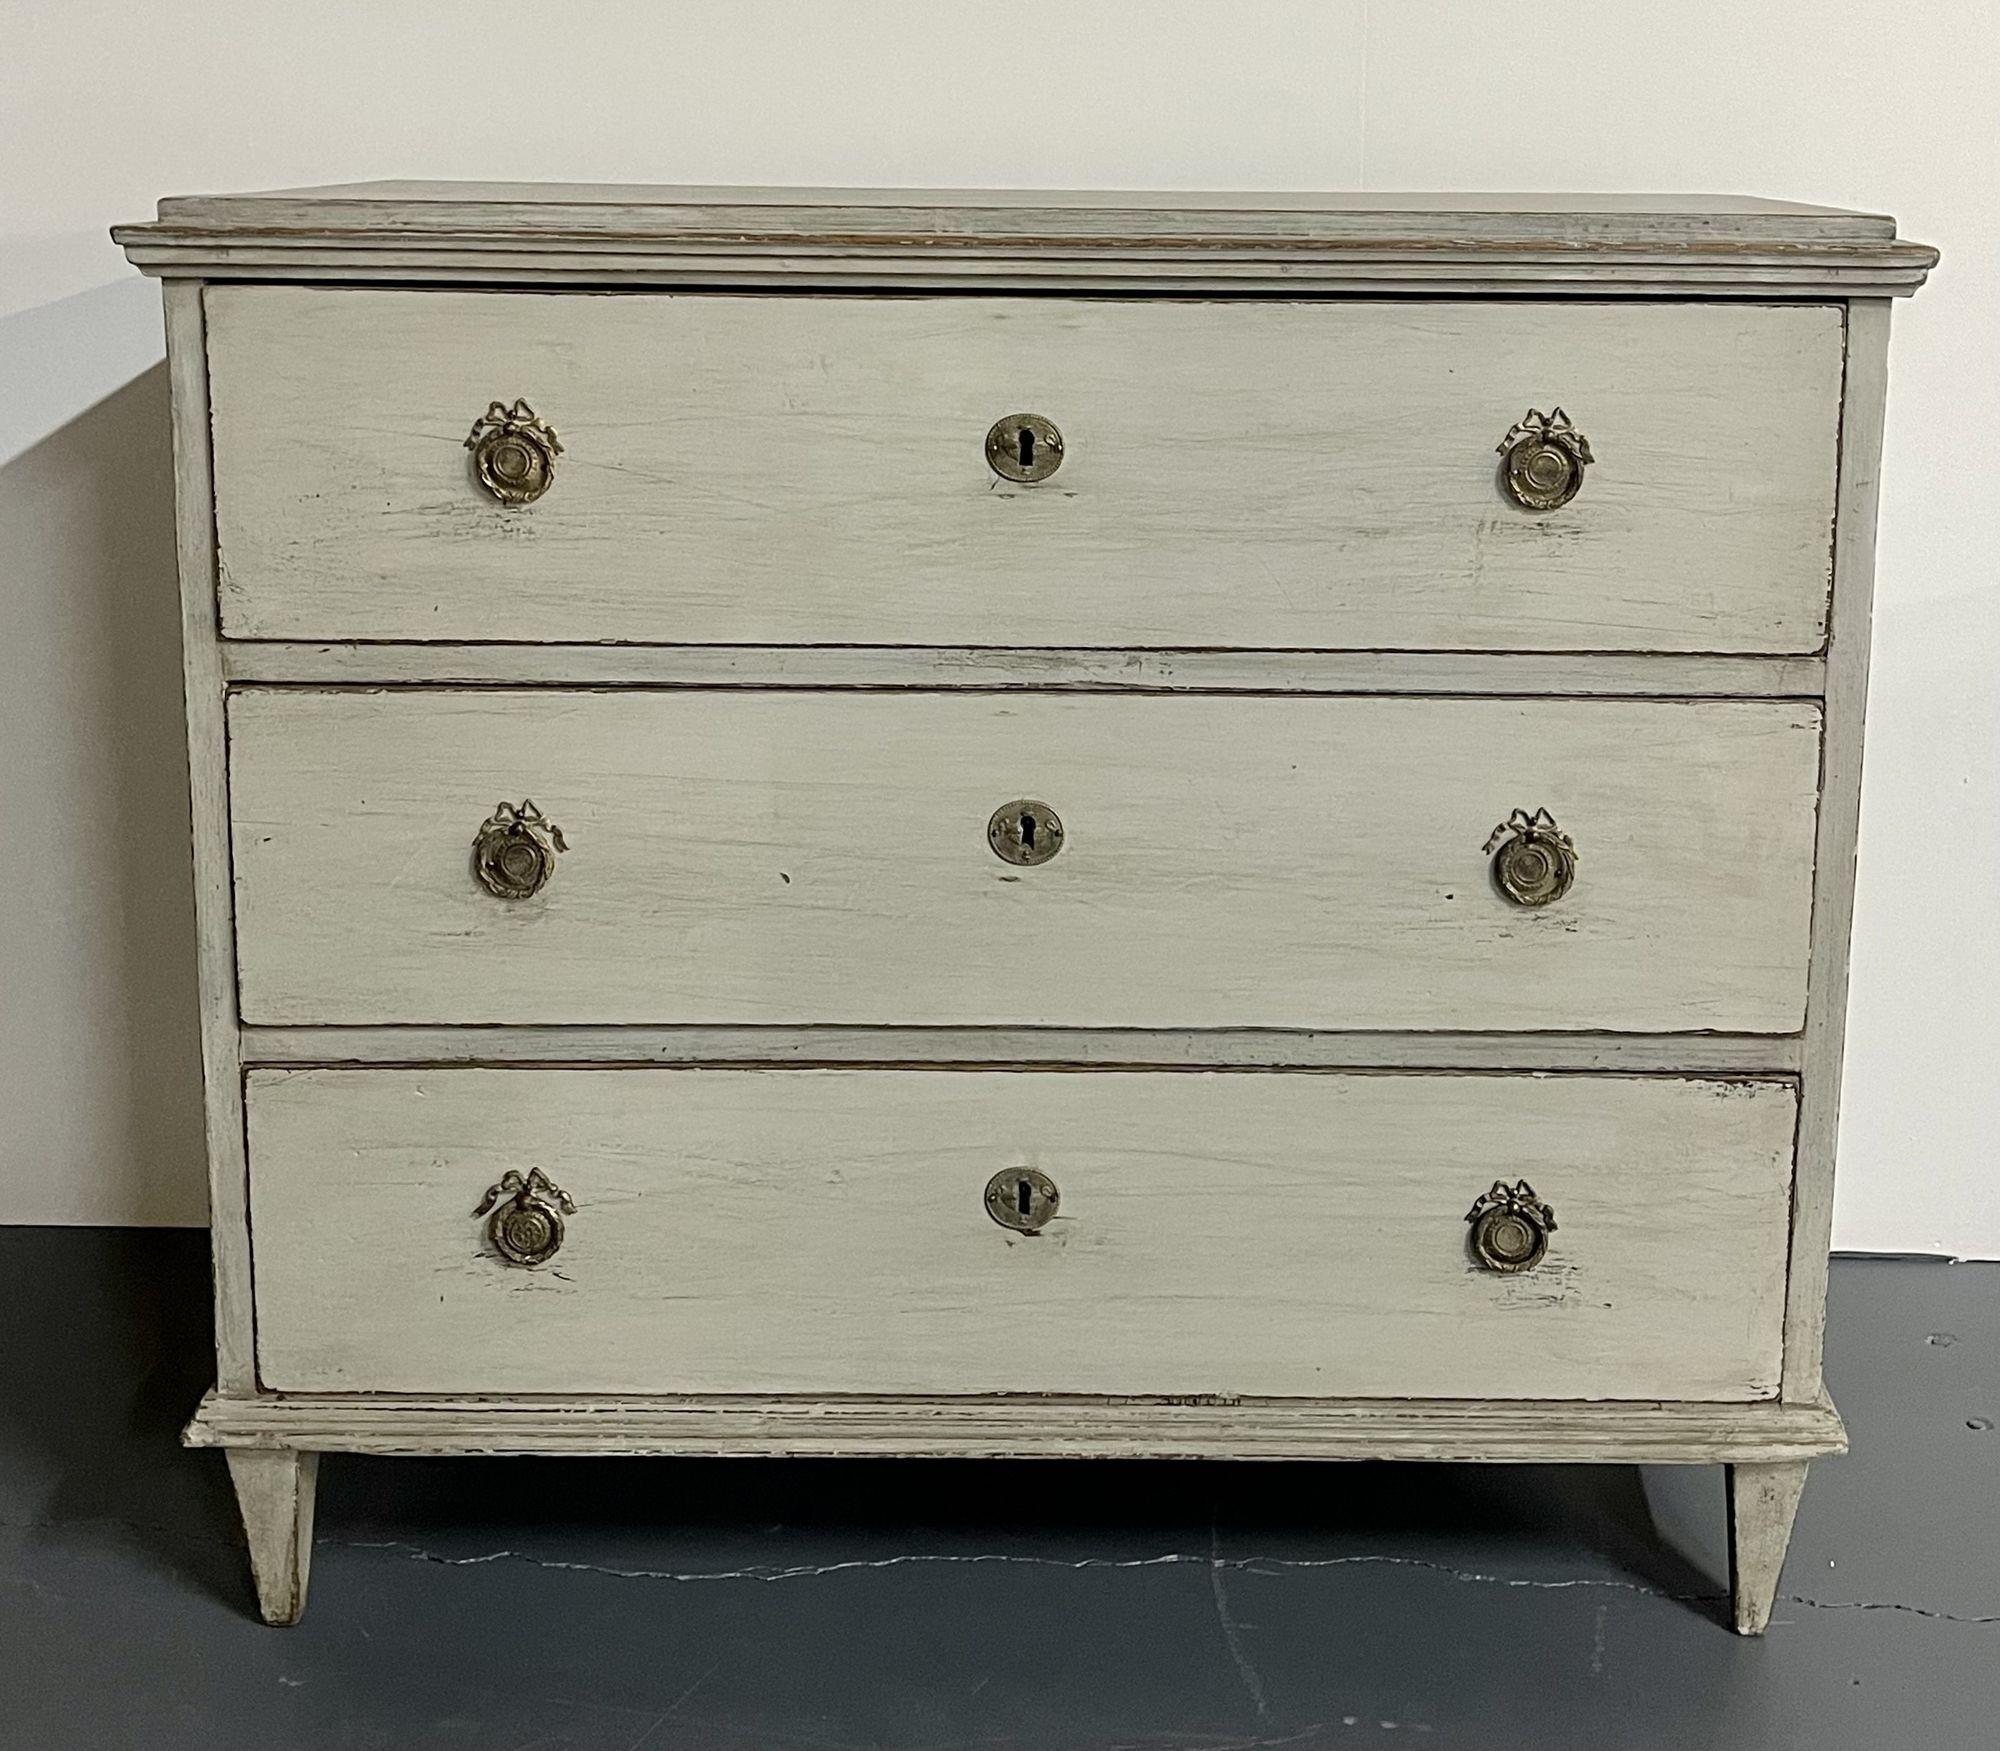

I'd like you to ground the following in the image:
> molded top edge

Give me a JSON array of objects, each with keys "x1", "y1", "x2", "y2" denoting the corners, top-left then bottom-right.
[{"x1": 112, "y1": 182, "x2": 1936, "y2": 292}]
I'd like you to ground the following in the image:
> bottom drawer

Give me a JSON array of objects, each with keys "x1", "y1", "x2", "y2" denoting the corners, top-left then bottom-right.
[{"x1": 246, "y1": 1068, "x2": 1794, "y2": 1401}]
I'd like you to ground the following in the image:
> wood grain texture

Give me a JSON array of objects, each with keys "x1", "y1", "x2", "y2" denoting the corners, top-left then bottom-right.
[
  {"x1": 236, "y1": 1025, "x2": 1805, "y2": 1073},
  {"x1": 205, "y1": 291, "x2": 1842, "y2": 652},
  {"x1": 1728, "y1": 1458, "x2": 1812, "y2": 1634},
  {"x1": 113, "y1": 183, "x2": 1938, "y2": 295},
  {"x1": 163, "y1": 283, "x2": 256, "y2": 1394},
  {"x1": 245, "y1": 1068, "x2": 1796, "y2": 1401},
  {"x1": 225, "y1": 1448, "x2": 318, "y2": 1626},
  {"x1": 218, "y1": 642, "x2": 1829, "y2": 697},
  {"x1": 228, "y1": 691, "x2": 1822, "y2": 1031},
  {"x1": 1785, "y1": 301, "x2": 1891, "y2": 1403},
  {"x1": 187, "y1": 1388, "x2": 1849, "y2": 1465}
]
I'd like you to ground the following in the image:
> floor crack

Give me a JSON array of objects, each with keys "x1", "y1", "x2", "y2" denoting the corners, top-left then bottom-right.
[
  {"x1": 1781, "y1": 1595, "x2": 2000, "y2": 1625},
  {"x1": 12, "y1": 1514, "x2": 1997, "y2": 1627},
  {"x1": 327, "y1": 1539, "x2": 2000, "y2": 1623},
  {"x1": 1209, "y1": 1515, "x2": 1269, "y2": 1717}
]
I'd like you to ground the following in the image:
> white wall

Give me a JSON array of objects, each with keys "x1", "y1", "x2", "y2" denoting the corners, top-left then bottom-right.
[{"x1": 3, "y1": 2, "x2": 1994, "y2": 1252}]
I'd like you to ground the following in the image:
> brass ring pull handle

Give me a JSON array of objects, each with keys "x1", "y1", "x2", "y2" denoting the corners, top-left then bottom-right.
[
  {"x1": 473, "y1": 800, "x2": 566, "y2": 900},
  {"x1": 985, "y1": 1167, "x2": 1060, "y2": 1234},
  {"x1": 466, "y1": 398, "x2": 563, "y2": 504},
  {"x1": 1466, "y1": 1179, "x2": 1557, "y2": 1273},
  {"x1": 1484, "y1": 807, "x2": 1576, "y2": 908},
  {"x1": 985, "y1": 413, "x2": 1065, "y2": 483},
  {"x1": 474, "y1": 1167, "x2": 576, "y2": 1267},
  {"x1": 988, "y1": 799, "x2": 1064, "y2": 867},
  {"x1": 1497, "y1": 407, "x2": 1592, "y2": 511}
]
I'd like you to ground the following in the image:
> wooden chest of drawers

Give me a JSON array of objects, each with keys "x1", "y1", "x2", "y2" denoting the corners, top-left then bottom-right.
[{"x1": 116, "y1": 184, "x2": 1933, "y2": 1629}]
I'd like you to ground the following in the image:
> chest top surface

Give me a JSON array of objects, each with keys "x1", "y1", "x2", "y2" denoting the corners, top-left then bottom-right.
[{"x1": 113, "y1": 182, "x2": 1934, "y2": 296}]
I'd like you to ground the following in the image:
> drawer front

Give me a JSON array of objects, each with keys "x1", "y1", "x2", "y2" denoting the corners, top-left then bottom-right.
[
  {"x1": 231, "y1": 691, "x2": 1820, "y2": 1031},
  {"x1": 246, "y1": 1069, "x2": 1795, "y2": 1400},
  {"x1": 206, "y1": 289, "x2": 1840, "y2": 652}
]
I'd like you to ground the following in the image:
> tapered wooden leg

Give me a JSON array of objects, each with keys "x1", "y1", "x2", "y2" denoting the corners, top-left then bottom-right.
[
  {"x1": 1727, "y1": 1459, "x2": 1809, "y2": 1635},
  {"x1": 226, "y1": 1448, "x2": 320, "y2": 1625}
]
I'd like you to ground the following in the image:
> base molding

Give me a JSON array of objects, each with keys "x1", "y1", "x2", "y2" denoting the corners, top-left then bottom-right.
[{"x1": 186, "y1": 1389, "x2": 1846, "y2": 1465}]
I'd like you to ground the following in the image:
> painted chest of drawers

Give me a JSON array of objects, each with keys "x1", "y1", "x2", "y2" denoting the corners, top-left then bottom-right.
[{"x1": 115, "y1": 184, "x2": 1934, "y2": 1627}]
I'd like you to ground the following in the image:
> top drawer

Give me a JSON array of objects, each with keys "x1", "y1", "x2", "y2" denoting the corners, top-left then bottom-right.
[{"x1": 205, "y1": 290, "x2": 1842, "y2": 651}]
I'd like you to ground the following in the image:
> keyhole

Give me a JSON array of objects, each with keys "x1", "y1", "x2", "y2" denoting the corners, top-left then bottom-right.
[
  {"x1": 1017, "y1": 426, "x2": 1035, "y2": 469},
  {"x1": 988, "y1": 798, "x2": 1063, "y2": 867},
  {"x1": 985, "y1": 1166, "x2": 1058, "y2": 1232}
]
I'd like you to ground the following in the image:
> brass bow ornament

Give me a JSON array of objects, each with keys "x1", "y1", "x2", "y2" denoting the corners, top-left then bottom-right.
[
  {"x1": 1496, "y1": 406, "x2": 1593, "y2": 467},
  {"x1": 1483, "y1": 806, "x2": 1575, "y2": 860}
]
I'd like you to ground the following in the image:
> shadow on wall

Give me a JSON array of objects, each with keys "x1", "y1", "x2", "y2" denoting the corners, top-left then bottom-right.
[{"x1": 0, "y1": 285, "x2": 206, "y2": 1223}]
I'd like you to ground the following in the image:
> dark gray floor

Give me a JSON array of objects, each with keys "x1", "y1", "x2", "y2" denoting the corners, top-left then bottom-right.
[{"x1": 2, "y1": 1232, "x2": 1993, "y2": 1750}]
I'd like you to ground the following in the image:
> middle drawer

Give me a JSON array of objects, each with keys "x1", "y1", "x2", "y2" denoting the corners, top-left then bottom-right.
[{"x1": 229, "y1": 690, "x2": 1820, "y2": 1031}]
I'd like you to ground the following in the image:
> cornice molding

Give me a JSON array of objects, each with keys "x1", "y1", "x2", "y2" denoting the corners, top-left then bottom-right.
[{"x1": 114, "y1": 183, "x2": 1937, "y2": 295}]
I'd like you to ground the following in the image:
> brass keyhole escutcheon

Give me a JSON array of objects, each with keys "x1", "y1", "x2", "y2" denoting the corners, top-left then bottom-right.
[
  {"x1": 985, "y1": 1167, "x2": 1060, "y2": 1234},
  {"x1": 985, "y1": 413, "x2": 1065, "y2": 484},
  {"x1": 988, "y1": 799, "x2": 1064, "y2": 867}
]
